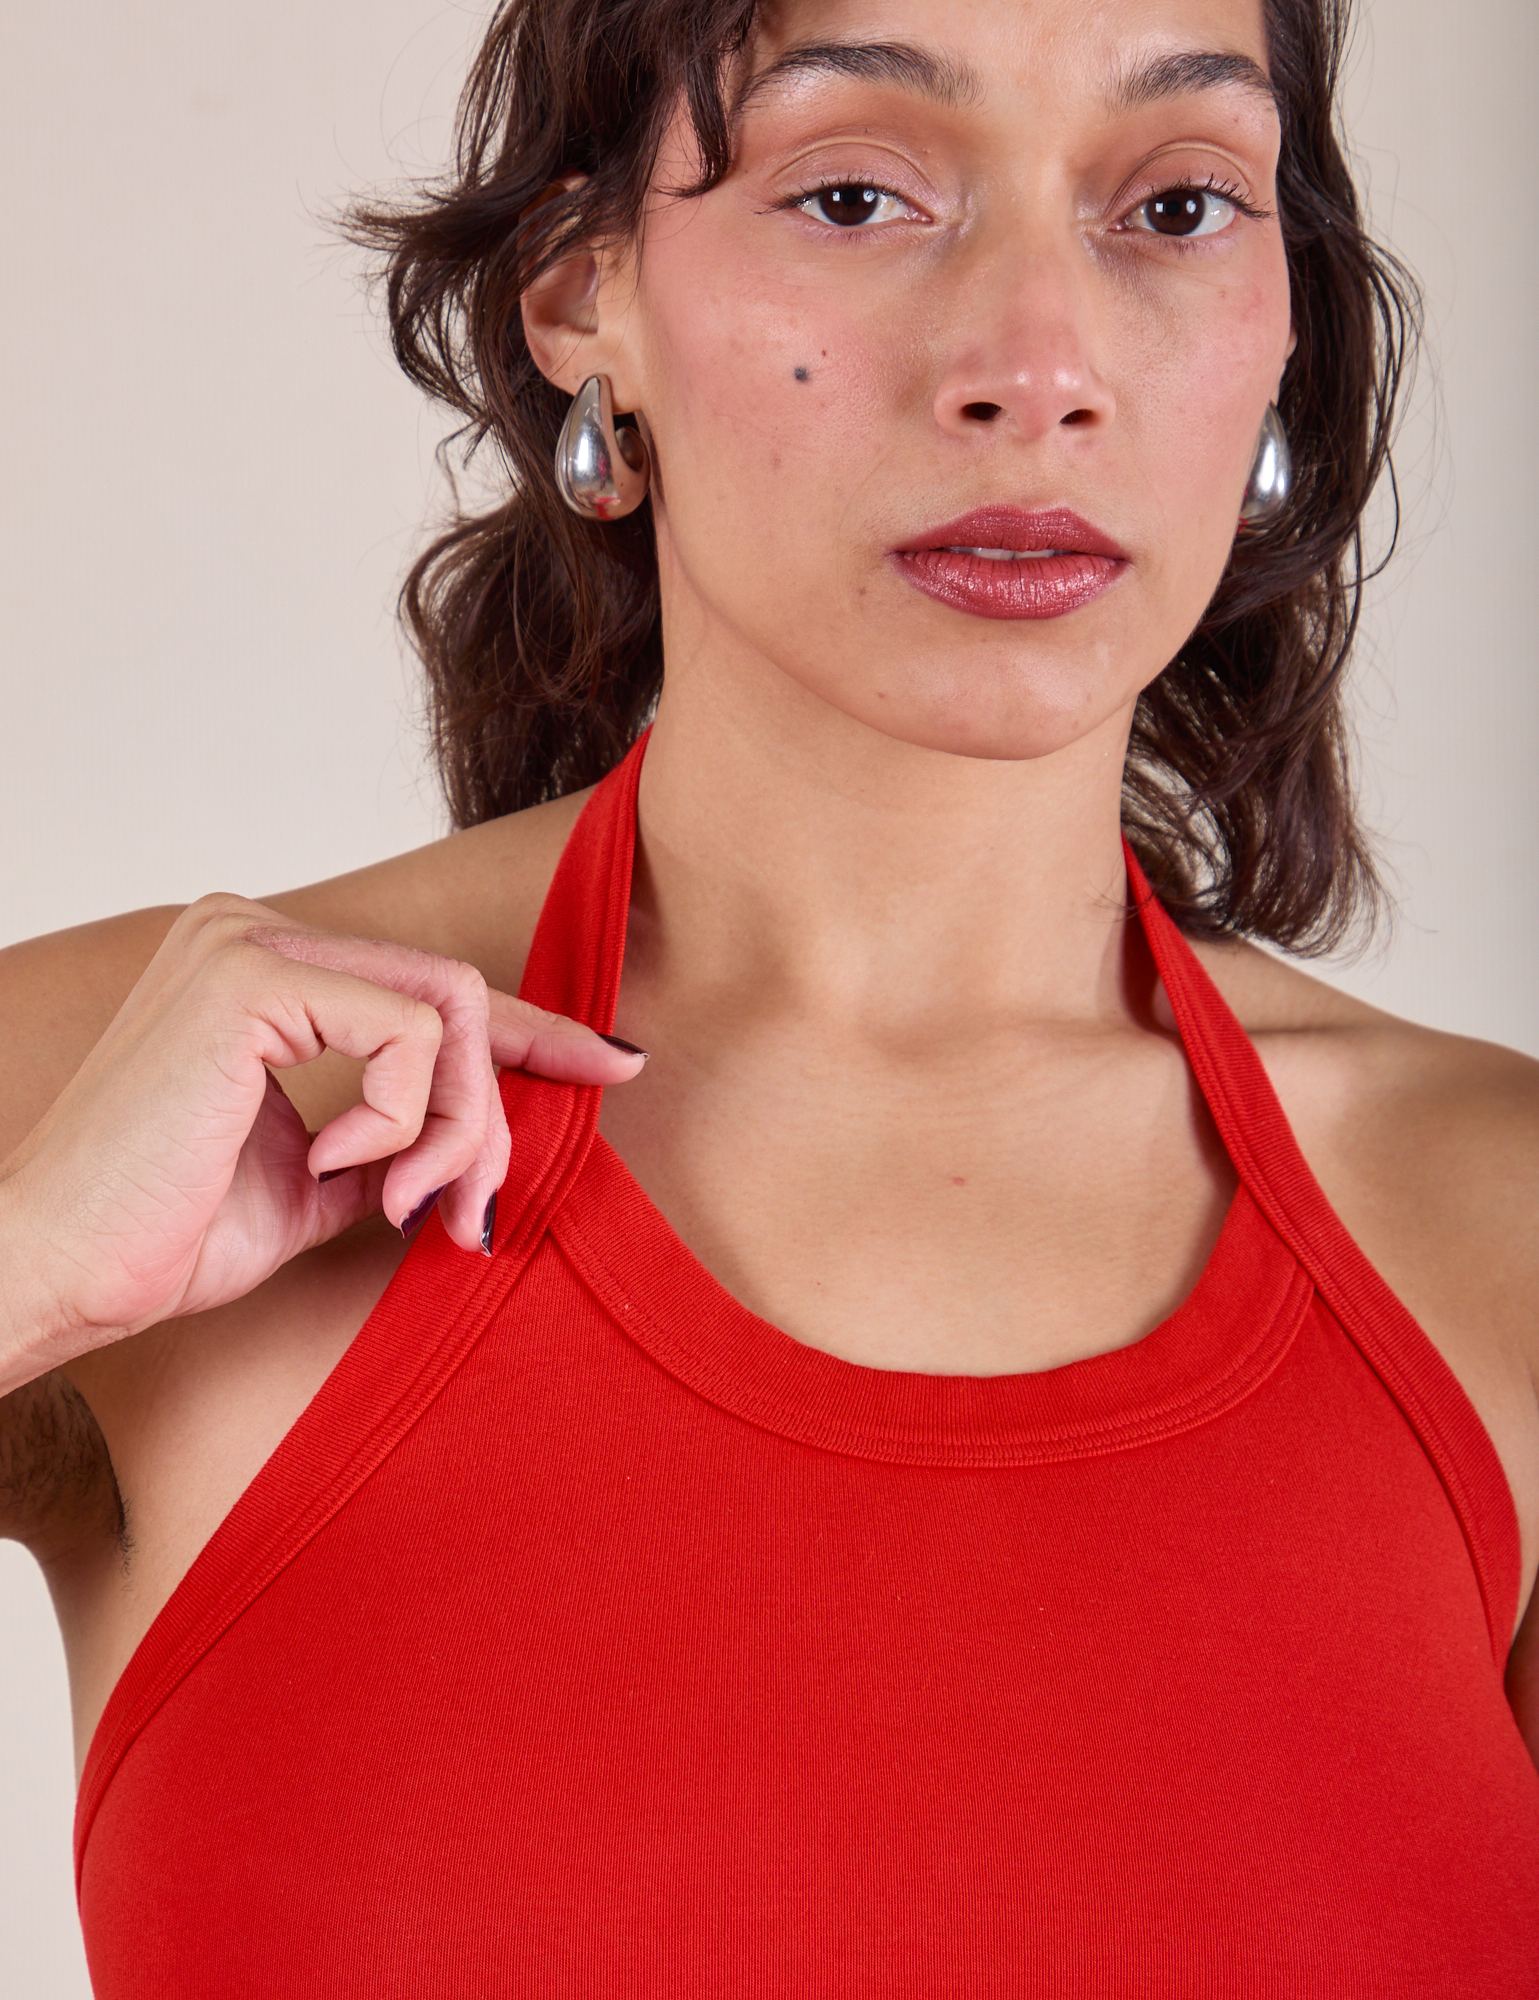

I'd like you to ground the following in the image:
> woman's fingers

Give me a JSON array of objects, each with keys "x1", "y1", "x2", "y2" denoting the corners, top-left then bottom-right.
[
  {"x1": 379, "y1": 959, "x2": 507, "y2": 1250},
  {"x1": 246, "y1": 920, "x2": 645, "y2": 1257},
  {"x1": 488, "y1": 993, "x2": 649, "y2": 1084},
  {"x1": 242, "y1": 933, "x2": 492, "y2": 1250},
  {"x1": 5, "y1": 894, "x2": 652, "y2": 1364}
]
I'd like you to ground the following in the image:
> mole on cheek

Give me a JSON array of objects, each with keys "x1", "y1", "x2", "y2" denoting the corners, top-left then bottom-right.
[{"x1": 793, "y1": 366, "x2": 809, "y2": 382}]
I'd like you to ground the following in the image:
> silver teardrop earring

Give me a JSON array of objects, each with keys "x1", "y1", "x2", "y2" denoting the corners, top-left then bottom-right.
[
  {"x1": 1238, "y1": 402, "x2": 1292, "y2": 530},
  {"x1": 554, "y1": 374, "x2": 650, "y2": 520}
]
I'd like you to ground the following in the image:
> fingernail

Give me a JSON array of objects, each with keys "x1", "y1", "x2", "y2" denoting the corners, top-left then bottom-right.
[
  {"x1": 480, "y1": 1194, "x2": 498, "y2": 1256},
  {"x1": 599, "y1": 1033, "x2": 649, "y2": 1060},
  {"x1": 399, "y1": 1185, "x2": 447, "y2": 1243},
  {"x1": 318, "y1": 1167, "x2": 349, "y2": 1184}
]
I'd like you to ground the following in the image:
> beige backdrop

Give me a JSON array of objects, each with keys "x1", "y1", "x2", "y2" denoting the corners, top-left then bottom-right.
[{"x1": 2, "y1": 2, "x2": 1535, "y2": 1991}]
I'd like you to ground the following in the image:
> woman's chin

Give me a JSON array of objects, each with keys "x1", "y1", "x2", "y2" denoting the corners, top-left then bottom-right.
[{"x1": 801, "y1": 674, "x2": 1139, "y2": 767}]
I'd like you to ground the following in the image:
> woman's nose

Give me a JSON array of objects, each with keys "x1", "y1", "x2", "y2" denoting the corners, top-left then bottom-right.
[{"x1": 929, "y1": 237, "x2": 1117, "y2": 444}]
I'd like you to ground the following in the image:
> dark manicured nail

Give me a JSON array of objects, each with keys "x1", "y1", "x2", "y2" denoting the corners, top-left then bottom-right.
[
  {"x1": 598, "y1": 1033, "x2": 649, "y2": 1060},
  {"x1": 399, "y1": 1185, "x2": 447, "y2": 1243},
  {"x1": 480, "y1": 1194, "x2": 498, "y2": 1256},
  {"x1": 318, "y1": 1167, "x2": 349, "y2": 1184}
]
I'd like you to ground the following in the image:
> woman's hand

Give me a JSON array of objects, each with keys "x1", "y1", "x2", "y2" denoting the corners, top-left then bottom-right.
[{"x1": 0, "y1": 894, "x2": 643, "y2": 1391}]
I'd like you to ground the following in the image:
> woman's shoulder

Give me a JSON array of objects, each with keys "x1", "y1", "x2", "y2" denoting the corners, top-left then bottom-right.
[
  {"x1": 259, "y1": 787, "x2": 591, "y2": 993},
  {"x1": 0, "y1": 789, "x2": 591, "y2": 1164},
  {"x1": 1191, "y1": 932, "x2": 1539, "y2": 1157},
  {"x1": 1189, "y1": 934, "x2": 1539, "y2": 1385}
]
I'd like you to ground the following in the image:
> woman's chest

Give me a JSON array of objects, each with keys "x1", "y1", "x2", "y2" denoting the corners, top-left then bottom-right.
[
  {"x1": 596, "y1": 1022, "x2": 1238, "y2": 1375},
  {"x1": 77, "y1": 1258, "x2": 1539, "y2": 1995}
]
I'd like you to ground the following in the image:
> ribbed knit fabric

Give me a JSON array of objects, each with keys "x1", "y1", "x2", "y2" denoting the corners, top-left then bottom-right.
[{"x1": 76, "y1": 730, "x2": 1539, "y2": 1995}]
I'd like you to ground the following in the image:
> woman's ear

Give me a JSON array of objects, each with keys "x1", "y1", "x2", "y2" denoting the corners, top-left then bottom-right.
[
  {"x1": 519, "y1": 174, "x2": 643, "y2": 398},
  {"x1": 520, "y1": 179, "x2": 646, "y2": 416},
  {"x1": 521, "y1": 242, "x2": 604, "y2": 392}
]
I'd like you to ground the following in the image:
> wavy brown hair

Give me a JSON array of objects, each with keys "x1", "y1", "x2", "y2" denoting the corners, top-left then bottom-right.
[{"x1": 350, "y1": 0, "x2": 1416, "y2": 951}]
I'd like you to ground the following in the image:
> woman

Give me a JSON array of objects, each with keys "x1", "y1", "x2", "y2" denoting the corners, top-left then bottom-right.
[{"x1": 2, "y1": 0, "x2": 1536, "y2": 1987}]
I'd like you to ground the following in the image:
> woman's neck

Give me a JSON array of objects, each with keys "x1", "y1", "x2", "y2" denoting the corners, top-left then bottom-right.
[{"x1": 631, "y1": 670, "x2": 1140, "y2": 1039}]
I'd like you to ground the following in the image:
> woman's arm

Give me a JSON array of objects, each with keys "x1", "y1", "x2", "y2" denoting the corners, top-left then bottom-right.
[{"x1": 0, "y1": 912, "x2": 180, "y2": 1554}]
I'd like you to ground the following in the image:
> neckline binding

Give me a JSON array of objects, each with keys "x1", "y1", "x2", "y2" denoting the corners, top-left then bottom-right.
[{"x1": 555, "y1": 1149, "x2": 1311, "y2": 1466}]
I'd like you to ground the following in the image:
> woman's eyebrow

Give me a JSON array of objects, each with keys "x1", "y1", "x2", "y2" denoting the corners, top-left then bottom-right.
[
  {"x1": 1110, "y1": 49, "x2": 1278, "y2": 114},
  {"x1": 734, "y1": 40, "x2": 1275, "y2": 125},
  {"x1": 734, "y1": 39, "x2": 984, "y2": 118}
]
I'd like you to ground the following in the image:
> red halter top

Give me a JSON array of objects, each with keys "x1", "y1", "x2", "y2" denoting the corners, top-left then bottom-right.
[{"x1": 77, "y1": 730, "x2": 1539, "y2": 1995}]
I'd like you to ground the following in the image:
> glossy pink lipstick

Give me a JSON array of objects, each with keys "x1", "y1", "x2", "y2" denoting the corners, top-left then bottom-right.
[{"x1": 893, "y1": 506, "x2": 1130, "y2": 620}]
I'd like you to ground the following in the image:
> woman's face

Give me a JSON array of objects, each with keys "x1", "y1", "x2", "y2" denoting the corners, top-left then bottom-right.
[{"x1": 574, "y1": 0, "x2": 1291, "y2": 762}]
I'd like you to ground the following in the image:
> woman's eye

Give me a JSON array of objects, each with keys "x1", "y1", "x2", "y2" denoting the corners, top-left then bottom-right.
[
  {"x1": 1129, "y1": 186, "x2": 1238, "y2": 239},
  {"x1": 795, "y1": 183, "x2": 909, "y2": 229}
]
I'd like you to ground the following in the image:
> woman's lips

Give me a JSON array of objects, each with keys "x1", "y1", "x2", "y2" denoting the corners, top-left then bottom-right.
[{"x1": 891, "y1": 506, "x2": 1130, "y2": 622}]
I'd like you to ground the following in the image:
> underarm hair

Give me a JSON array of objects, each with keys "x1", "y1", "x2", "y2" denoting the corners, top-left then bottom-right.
[{"x1": 0, "y1": 1371, "x2": 124, "y2": 1556}]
